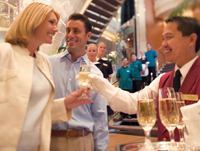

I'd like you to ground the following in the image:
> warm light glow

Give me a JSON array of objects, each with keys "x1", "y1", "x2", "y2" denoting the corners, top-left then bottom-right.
[
  {"x1": 182, "y1": 9, "x2": 194, "y2": 17},
  {"x1": 59, "y1": 19, "x2": 66, "y2": 27},
  {"x1": 101, "y1": 29, "x2": 116, "y2": 42},
  {"x1": 93, "y1": 27, "x2": 101, "y2": 31},
  {"x1": 163, "y1": 21, "x2": 166, "y2": 26},
  {"x1": 0, "y1": 27, "x2": 9, "y2": 31}
]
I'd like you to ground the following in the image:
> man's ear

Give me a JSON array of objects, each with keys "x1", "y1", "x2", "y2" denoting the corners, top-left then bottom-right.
[
  {"x1": 86, "y1": 31, "x2": 92, "y2": 41},
  {"x1": 189, "y1": 33, "x2": 197, "y2": 47}
]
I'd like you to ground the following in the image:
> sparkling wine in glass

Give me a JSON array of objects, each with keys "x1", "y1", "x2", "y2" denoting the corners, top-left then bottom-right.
[
  {"x1": 159, "y1": 87, "x2": 179, "y2": 149},
  {"x1": 137, "y1": 90, "x2": 156, "y2": 150},
  {"x1": 176, "y1": 92, "x2": 186, "y2": 143},
  {"x1": 78, "y1": 60, "x2": 91, "y2": 99}
]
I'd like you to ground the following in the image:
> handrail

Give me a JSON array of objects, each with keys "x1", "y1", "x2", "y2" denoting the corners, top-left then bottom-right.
[
  {"x1": 0, "y1": 2, "x2": 18, "y2": 11},
  {"x1": 0, "y1": 1, "x2": 18, "y2": 31},
  {"x1": 108, "y1": 112, "x2": 120, "y2": 121},
  {"x1": 156, "y1": 46, "x2": 166, "y2": 71},
  {"x1": 111, "y1": 80, "x2": 118, "y2": 85}
]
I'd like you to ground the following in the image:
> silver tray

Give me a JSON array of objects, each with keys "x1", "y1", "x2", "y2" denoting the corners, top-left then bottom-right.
[{"x1": 116, "y1": 141, "x2": 184, "y2": 151}]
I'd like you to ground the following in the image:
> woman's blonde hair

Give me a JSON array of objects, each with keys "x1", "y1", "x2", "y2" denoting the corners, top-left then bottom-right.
[{"x1": 5, "y1": 2, "x2": 60, "y2": 47}]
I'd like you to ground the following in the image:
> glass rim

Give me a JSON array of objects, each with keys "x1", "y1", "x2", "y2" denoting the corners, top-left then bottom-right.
[{"x1": 159, "y1": 87, "x2": 174, "y2": 90}]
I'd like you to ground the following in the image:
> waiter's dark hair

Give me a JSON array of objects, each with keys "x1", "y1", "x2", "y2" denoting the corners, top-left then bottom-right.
[{"x1": 165, "y1": 16, "x2": 200, "y2": 52}]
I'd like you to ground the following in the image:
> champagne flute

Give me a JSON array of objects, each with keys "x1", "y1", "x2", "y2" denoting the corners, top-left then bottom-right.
[
  {"x1": 78, "y1": 60, "x2": 91, "y2": 99},
  {"x1": 137, "y1": 90, "x2": 156, "y2": 150},
  {"x1": 159, "y1": 87, "x2": 179, "y2": 149},
  {"x1": 176, "y1": 92, "x2": 186, "y2": 143}
]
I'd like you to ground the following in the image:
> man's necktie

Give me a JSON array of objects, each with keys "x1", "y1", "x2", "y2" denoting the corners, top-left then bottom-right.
[{"x1": 173, "y1": 69, "x2": 182, "y2": 92}]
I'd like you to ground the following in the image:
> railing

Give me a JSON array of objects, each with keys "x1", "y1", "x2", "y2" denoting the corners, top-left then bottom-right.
[
  {"x1": 0, "y1": 1, "x2": 18, "y2": 31},
  {"x1": 156, "y1": 46, "x2": 166, "y2": 71}
]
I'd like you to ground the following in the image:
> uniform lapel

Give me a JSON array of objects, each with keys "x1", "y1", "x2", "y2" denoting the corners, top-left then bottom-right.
[
  {"x1": 164, "y1": 68, "x2": 175, "y2": 88},
  {"x1": 179, "y1": 57, "x2": 200, "y2": 94}
]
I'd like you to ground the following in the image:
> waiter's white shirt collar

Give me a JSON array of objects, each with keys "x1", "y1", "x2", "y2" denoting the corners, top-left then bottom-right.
[{"x1": 174, "y1": 56, "x2": 198, "y2": 84}]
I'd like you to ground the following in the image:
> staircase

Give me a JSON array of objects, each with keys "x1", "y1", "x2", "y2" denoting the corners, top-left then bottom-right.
[
  {"x1": 83, "y1": 0, "x2": 125, "y2": 44},
  {"x1": 156, "y1": 46, "x2": 175, "y2": 74},
  {"x1": 159, "y1": 63, "x2": 175, "y2": 74}
]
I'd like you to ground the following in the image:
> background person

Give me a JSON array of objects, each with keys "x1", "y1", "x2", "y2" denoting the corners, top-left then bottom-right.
[
  {"x1": 87, "y1": 16, "x2": 200, "y2": 142},
  {"x1": 116, "y1": 57, "x2": 134, "y2": 120},
  {"x1": 0, "y1": 3, "x2": 92, "y2": 151},
  {"x1": 138, "y1": 51, "x2": 149, "y2": 89},
  {"x1": 145, "y1": 43, "x2": 158, "y2": 84},
  {"x1": 86, "y1": 43, "x2": 98, "y2": 62},
  {"x1": 129, "y1": 53, "x2": 142, "y2": 123},
  {"x1": 96, "y1": 42, "x2": 113, "y2": 82},
  {"x1": 96, "y1": 42, "x2": 114, "y2": 116},
  {"x1": 49, "y1": 13, "x2": 109, "y2": 151},
  {"x1": 129, "y1": 53, "x2": 143, "y2": 93}
]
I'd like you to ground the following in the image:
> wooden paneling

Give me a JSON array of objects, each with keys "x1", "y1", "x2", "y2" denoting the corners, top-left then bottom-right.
[
  {"x1": 145, "y1": 0, "x2": 165, "y2": 69},
  {"x1": 145, "y1": 0, "x2": 164, "y2": 50}
]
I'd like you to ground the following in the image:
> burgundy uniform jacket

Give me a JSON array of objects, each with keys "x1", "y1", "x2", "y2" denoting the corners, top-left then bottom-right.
[{"x1": 158, "y1": 57, "x2": 200, "y2": 141}]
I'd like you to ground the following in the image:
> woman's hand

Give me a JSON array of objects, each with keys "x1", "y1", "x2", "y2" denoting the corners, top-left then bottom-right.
[{"x1": 64, "y1": 88, "x2": 93, "y2": 110}]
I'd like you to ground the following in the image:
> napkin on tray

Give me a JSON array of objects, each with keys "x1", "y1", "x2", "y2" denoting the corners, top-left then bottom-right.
[{"x1": 180, "y1": 100, "x2": 200, "y2": 146}]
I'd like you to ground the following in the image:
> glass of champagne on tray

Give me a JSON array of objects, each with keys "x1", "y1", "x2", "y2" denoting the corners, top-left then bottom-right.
[
  {"x1": 137, "y1": 90, "x2": 156, "y2": 151},
  {"x1": 176, "y1": 92, "x2": 186, "y2": 144},
  {"x1": 78, "y1": 60, "x2": 91, "y2": 99},
  {"x1": 159, "y1": 87, "x2": 179, "y2": 149}
]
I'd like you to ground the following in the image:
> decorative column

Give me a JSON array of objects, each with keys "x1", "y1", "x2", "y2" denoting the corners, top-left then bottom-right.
[{"x1": 134, "y1": 0, "x2": 147, "y2": 56}]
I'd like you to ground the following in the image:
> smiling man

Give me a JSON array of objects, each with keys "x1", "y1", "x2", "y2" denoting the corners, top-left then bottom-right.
[
  {"x1": 48, "y1": 13, "x2": 108, "y2": 151},
  {"x1": 85, "y1": 16, "x2": 200, "y2": 142},
  {"x1": 157, "y1": 16, "x2": 200, "y2": 141}
]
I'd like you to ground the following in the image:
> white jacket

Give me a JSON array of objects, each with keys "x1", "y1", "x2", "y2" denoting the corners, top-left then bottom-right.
[{"x1": 0, "y1": 43, "x2": 71, "y2": 151}]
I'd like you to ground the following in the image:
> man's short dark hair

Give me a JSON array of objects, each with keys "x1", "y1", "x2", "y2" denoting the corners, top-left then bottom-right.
[
  {"x1": 122, "y1": 57, "x2": 127, "y2": 61},
  {"x1": 68, "y1": 13, "x2": 92, "y2": 33},
  {"x1": 131, "y1": 53, "x2": 136, "y2": 56},
  {"x1": 165, "y1": 16, "x2": 200, "y2": 52}
]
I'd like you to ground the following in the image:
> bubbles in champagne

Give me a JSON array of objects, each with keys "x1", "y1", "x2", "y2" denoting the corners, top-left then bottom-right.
[
  {"x1": 79, "y1": 72, "x2": 90, "y2": 86},
  {"x1": 137, "y1": 99, "x2": 156, "y2": 131},
  {"x1": 176, "y1": 101, "x2": 185, "y2": 129},
  {"x1": 159, "y1": 98, "x2": 179, "y2": 131},
  {"x1": 79, "y1": 65, "x2": 91, "y2": 88}
]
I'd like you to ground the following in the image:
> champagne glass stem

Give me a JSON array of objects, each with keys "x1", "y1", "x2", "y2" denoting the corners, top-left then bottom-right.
[
  {"x1": 178, "y1": 128, "x2": 185, "y2": 142},
  {"x1": 144, "y1": 130, "x2": 151, "y2": 145},
  {"x1": 168, "y1": 129, "x2": 176, "y2": 150},
  {"x1": 78, "y1": 86, "x2": 87, "y2": 99},
  {"x1": 178, "y1": 127, "x2": 186, "y2": 150},
  {"x1": 168, "y1": 129, "x2": 175, "y2": 142}
]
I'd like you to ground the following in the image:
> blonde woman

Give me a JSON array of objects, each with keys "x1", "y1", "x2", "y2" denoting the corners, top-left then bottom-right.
[
  {"x1": 0, "y1": 2, "x2": 92, "y2": 151},
  {"x1": 86, "y1": 43, "x2": 98, "y2": 62}
]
